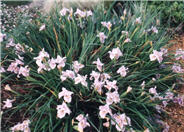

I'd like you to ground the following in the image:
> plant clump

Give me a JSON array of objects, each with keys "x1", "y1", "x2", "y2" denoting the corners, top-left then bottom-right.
[{"x1": 1, "y1": 2, "x2": 184, "y2": 132}]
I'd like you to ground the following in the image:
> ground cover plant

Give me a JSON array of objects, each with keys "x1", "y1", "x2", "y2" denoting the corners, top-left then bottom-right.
[
  {"x1": 1, "y1": 1, "x2": 184, "y2": 132},
  {"x1": 119, "y1": 1, "x2": 184, "y2": 30},
  {"x1": 148, "y1": 1, "x2": 184, "y2": 28},
  {"x1": 1, "y1": 1, "x2": 40, "y2": 33}
]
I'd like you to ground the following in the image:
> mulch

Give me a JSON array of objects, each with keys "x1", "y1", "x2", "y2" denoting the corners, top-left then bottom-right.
[{"x1": 164, "y1": 33, "x2": 184, "y2": 132}]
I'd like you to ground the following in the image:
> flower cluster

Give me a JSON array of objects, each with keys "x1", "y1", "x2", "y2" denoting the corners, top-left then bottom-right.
[
  {"x1": 149, "y1": 87, "x2": 175, "y2": 108},
  {"x1": 59, "y1": 7, "x2": 92, "y2": 18},
  {"x1": 172, "y1": 63, "x2": 184, "y2": 73},
  {"x1": 2, "y1": 38, "x2": 31, "y2": 77},
  {"x1": 6, "y1": 38, "x2": 26, "y2": 55},
  {"x1": 60, "y1": 70, "x2": 75, "y2": 81},
  {"x1": 7, "y1": 57, "x2": 30, "y2": 78},
  {"x1": 156, "y1": 120, "x2": 169, "y2": 132},
  {"x1": 101, "y1": 21, "x2": 112, "y2": 30},
  {"x1": 33, "y1": 46, "x2": 131, "y2": 131},
  {"x1": 34, "y1": 49, "x2": 66, "y2": 73},
  {"x1": 11, "y1": 119, "x2": 31, "y2": 132},
  {"x1": 57, "y1": 88, "x2": 73, "y2": 119},
  {"x1": 59, "y1": 60, "x2": 87, "y2": 87},
  {"x1": 74, "y1": 8, "x2": 92, "y2": 18},
  {"x1": 56, "y1": 58, "x2": 88, "y2": 87}
]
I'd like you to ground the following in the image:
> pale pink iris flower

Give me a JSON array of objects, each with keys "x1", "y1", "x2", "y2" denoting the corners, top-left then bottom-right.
[
  {"x1": 86, "y1": 10, "x2": 93, "y2": 17},
  {"x1": 76, "y1": 114, "x2": 90, "y2": 132},
  {"x1": 151, "y1": 26, "x2": 158, "y2": 34},
  {"x1": 104, "y1": 80, "x2": 118, "y2": 91},
  {"x1": 57, "y1": 102, "x2": 71, "y2": 119},
  {"x1": 11, "y1": 119, "x2": 31, "y2": 132},
  {"x1": 3, "y1": 99, "x2": 14, "y2": 109},
  {"x1": 124, "y1": 38, "x2": 131, "y2": 43},
  {"x1": 73, "y1": 61, "x2": 84, "y2": 73},
  {"x1": 97, "y1": 32, "x2": 107, "y2": 44},
  {"x1": 117, "y1": 65, "x2": 128, "y2": 77},
  {"x1": 39, "y1": 24, "x2": 45, "y2": 31},
  {"x1": 99, "y1": 104, "x2": 112, "y2": 119},
  {"x1": 58, "y1": 87, "x2": 73, "y2": 103},
  {"x1": 108, "y1": 47, "x2": 123, "y2": 60},
  {"x1": 0, "y1": 32, "x2": 6, "y2": 42},
  {"x1": 74, "y1": 74, "x2": 88, "y2": 87},
  {"x1": 60, "y1": 70, "x2": 75, "y2": 81},
  {"x1": 0, "y1": 66, "x2": 6, "y2": 73},
  {"x1": 106, "y1": 91, "x2": 120, "y2": 105},
  {"x1": 34, "y1": 49, "x2": 50, "y2": 73},
  {"x1": 60, "y1": 7, "x2": 70, "y2": 16},
  {"x1": 172, "y1": 63, "x2": 184, "y2": 73},
  {"x1": 101, "y1": 21, "x2": 112, "y2": 30},
  {"x1": 74, "y1": 8, "x2": 86, "y2": 17},
  {"x1": 7, "y1": 59, "x2": 24, "y2": 74},
  {"x1": 92, "y1": 80, "x2": 104, "y2": 95},
  {"x1": 101, "y1": 73, "x2": 111, "y2": 81},
  {"x1": 90, "y1": 71, "x2": 101, "y2": 81},
  {"x1": 93, "y1": 58, "x2": 103, "y2": 72},
  {"x1": 18, "y1": 66, "x2": 30, "y2": 77},
  {"x1": 112, "y1": 113, "x2": 131, "y2": 131},
  {"x1": 121, "y1": 31, "x2": 128, "y2": 37},
  {"x1": 149, "y1": 50, "x2": 163, "y2": 63},
  {"x1": 149, "y1": 86, "x2": 158, "y2": 96},
  {"x1": 55, "y1": 55, "x2": 66, "y2": 69},
  {"x1": 135, "y1": 17, "x2": 141, "y2": 24},
  {"x1": 48, "y1": 58, "x2": 57, "y2": 69}
]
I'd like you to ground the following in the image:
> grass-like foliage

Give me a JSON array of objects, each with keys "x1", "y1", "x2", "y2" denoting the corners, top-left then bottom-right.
[{"x1": 1, "y1": 2, "x2": 181, "y2": 132}]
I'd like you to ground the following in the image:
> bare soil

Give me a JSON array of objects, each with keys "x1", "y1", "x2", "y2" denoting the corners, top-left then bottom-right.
[{"x1": 164, "y1": 33, "x2": 184, "y2": 132}]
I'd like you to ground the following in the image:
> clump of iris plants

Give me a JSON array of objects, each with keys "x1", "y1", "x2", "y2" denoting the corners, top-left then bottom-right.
[{"x1": 1, "y1": 2, "x2": 184, "y2": 132}]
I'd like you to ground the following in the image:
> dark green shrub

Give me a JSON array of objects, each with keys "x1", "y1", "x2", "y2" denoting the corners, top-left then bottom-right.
[{"x1": 148, "y1": 1, "x2": 184, "y2": 27}]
